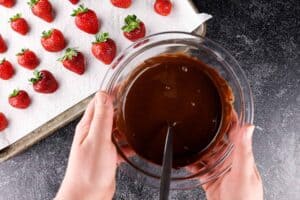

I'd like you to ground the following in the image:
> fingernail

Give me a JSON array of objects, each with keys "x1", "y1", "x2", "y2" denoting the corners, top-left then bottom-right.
[{"x1": 96, "y1": 92, "x2": 108, "y2": 105}]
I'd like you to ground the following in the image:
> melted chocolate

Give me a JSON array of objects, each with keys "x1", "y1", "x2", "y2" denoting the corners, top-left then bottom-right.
[{"x1": 116, "y1": 54, "x2": 234, "y2": 168}]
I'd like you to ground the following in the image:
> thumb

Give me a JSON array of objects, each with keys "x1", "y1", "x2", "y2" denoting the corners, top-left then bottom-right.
[
  {"x1": 87, "y1": 91, "x2": 114, "y2": 143},
  {"x1": 231, "y1": 125, "x2": 256, "y2": 177}
]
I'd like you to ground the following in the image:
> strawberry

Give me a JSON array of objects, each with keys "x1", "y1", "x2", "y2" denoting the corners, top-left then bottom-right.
[
  {"x1": 92, "y1": 32, "x2": 117, "y2": 65},
  {"x1": 9, "y1": 13, "x2": 30, "y2": 35},
  {"x1": 0, "y1": 0, "x2": 15, "y2": 8},
  {"x1": 154, "y1": 0, "x2": 172, "y2": 16},
  {"x1": 29, "y1": 70, "x2": 58, "y2": 93},
  {"x1": 41, "y1": 29, "x2": 66, "y2": 52},
  {"x1": 0, "y1": 59, "x2": 14, "y2": 80},
  {"x1": 28, "y1": 0, "x2": 54, "y2": 23},
  {"x1": 71, "y1": 5, "x2": 99, "y2": 34},
  {"x1": 111, "y1": 0, "x2": 131, "y2": 8},
  {"x1": 122, "y1": 15, "x2": 146, "y2": 42},
  {"x1": 0, "y1": 35, "x2": 7, "y2": 53},
  {"x1": 69, "y1": 0, "x2": 79, "y2": 4},
  {"x1": 0, "y1": 112, "x2": 8, "y2": 131},
  {"x1": 9, "y1": 89, "x2": 31, "y2": 109},
  {"x1": 17, "y1": 49, "x2": 39, "y2": 70},
  {"x1": 58, "y1": 48, "x2": 85, "y2": 75}
]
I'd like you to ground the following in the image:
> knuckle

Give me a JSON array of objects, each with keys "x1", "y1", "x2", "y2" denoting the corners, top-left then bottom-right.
[
  {"x1": 95, "y1": 106, "x2": 113, "y2": 119},
  {"x1": 76, "y1": 122, "x2": 89, "y2": 133}
]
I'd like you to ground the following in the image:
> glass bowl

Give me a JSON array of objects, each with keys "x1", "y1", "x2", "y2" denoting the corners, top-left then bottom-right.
[{"x1": 101, "y1": 32, "x2": 254, "y2": 189}]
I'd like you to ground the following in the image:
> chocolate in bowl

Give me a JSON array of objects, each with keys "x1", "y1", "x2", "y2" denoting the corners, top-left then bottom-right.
[
  {"x1": 115, "y1": 53, "x2": 234, "y2": 168},
  {"x1": 103, "y1": 32, "x2": 253, "y2": 189}
]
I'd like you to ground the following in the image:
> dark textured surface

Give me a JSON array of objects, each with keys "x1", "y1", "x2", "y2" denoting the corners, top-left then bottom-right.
[{"x1": 0, "y1": 0, "x2": 299, "y2": 199}]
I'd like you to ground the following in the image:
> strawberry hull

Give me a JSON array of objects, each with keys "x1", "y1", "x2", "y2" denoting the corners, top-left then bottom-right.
[
  {"x1": 41, "y1": 29, "x2": 66, "y2": 52},
  {"x1": 123, "y1": 22, "x2": 146, "y2": 42},
  {"x1": 30, "y1": 0, "x2": 54, "y2": 23},
  {"x1": 0, "y1": 60, "x2": 14, "y2": 80},
  {"x1": 91, "y1": 33, "x2": 117, "y2": 65},
  {"x1": 9, "y1": 90, "x2": 31, "y2": 109},
  {"x1": 62, "y1": 51, "x2": 85, "y2": 75},
  {"x1": 72, "y1": 6, "x2": 100, "y2": 34},
  {"x1": 11, "y1": 18, "x2": 30, "y2": 35},
  {"x1": 154, "y1": 0, "x2": 173, "y2": 16},
  {"x1": 30, "y1": 70, "x2": 59, "y2": 94}
]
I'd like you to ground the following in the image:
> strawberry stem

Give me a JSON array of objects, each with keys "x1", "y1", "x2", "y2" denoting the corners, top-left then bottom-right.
[
  {"x1": 29, "y1": 70, "x2": 42, "y2": 84},
  {"x1": 0, "y1": 58, "x2": 6, "y2": 65},
  {"x1": 94, "y1": 32, "x2": 110, "y2": 43},
  {"x1": 71, "y1": 4, "x2": 89, "y2": 16},
  {"x1": 42, "y1": 30, "x2": 53, "y2": 38},
  {"x1": 27, "y1": 0, "x2": 39, "y2": 8},
  {"x1": 9, "y1": 13, "x2": 22, "y2": 23},
  {"x1": 16, "y1": 48, "x2": 28, "y2": 56},
  {"x1": 9, "y1": 89, "x2": 20, "y2": 98},
  {"x1": 122, "y1": 15, "x2": 141, "y2": 33},
  {"x1": 58, "y1": 48, "x2": 78, "y2": 61}
]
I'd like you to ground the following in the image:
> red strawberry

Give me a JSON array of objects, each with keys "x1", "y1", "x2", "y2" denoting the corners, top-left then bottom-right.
[
  {"x1": 111, "y1": 0, "x2": 131, "y2": 8},
  {"x1": 69, "y1": 0, "x2": 79, "y2": 4},
  {"x1": 0, "y1": 112, "x2": 8, "y2": 131},
  {"x1": 9, "y1": 13, "x2": 30, "y2": 35},
  {"x1": 92, "y1": 32, "x2": 117, "y2": 65},
  {"x1": 122, "y1": 15, "x2": 146, "y2": 42},
  {"x1": 28, "y1": 0, "x2": 54, "y2": 23},
  {"x1": 41, "y1": 29, "x2": 66, "y2": 52},
  {"x1": 29, "y1": 70, "x2": 58, "y2": 93},
  {"x1": 58, "y1": 48, "x2": 85, "y2": 75},
  {"x1": 0, "y1": 59, "x2": 14, "y2": 80},
  {"x1": 17, "y1": 49, "x2": 39, "y2": 70},
  {"x1": 0, "y1": 35, "x2": 7, "y2": 53},
  {"x1": 71, "y1": 5, "x2": 99, "y2": 34},
  {"x1": 0, "y1": 0, "x2": 15, "y2": 8},
  {"x1": 154, "y1": 0, "x2": 172, "y2": 16},
  {"x1": 9, "y1": 89, "x2": 31, "y2": 109}
]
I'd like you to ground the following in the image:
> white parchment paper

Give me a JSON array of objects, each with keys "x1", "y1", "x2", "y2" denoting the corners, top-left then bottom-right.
[{"x1": 0, "y1": 0, "x2": 211, "y2": 150}]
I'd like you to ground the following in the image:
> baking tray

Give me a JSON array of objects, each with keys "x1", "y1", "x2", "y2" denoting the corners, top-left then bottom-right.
[{"x1": 0, "y1": 0, "x2": 207, "y2": 163}]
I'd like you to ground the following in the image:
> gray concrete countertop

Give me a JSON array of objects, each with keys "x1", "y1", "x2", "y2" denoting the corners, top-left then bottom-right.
[{"x1": 0, "y1": 0, "x2": 299, "y2": 199}]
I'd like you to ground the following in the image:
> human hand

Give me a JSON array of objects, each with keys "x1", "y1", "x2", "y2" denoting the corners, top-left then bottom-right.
[
  {"x1": 203, "y1": 124, "x2": 263, "y2": 200},
  {"x1": 55, "y1": 92, "x2": 117, "y2": 200}
]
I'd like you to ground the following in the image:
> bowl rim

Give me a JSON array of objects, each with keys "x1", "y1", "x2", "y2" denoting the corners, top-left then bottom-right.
[
  {"x1": 104, "y1": 31, "x2": 253, "y2": 124},
  {"x1": 101, "y1": 31, "x2": 254, "y2": 184}
]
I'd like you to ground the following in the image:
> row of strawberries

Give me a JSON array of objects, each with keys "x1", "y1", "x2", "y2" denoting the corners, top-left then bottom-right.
[
  {"x1": 1, "y1": 0, "x2": 173, "y2": 18},
  {"x1": 0, "y1": 0, "x2": 173, "y2": 131},
  {"x1": 0, "y1": 12, "x2": 147, "y2": 76},
  {"x1": 0, "y1": 69, "x2": 58, "y2": 132}
]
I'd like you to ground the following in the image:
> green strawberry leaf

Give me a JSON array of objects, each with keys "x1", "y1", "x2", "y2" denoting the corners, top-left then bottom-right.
[
  {"x1": 93, "y1": 32, "x2": 110, "y2": 43},
  {"x1": 58, "y1": 48, "x2": 78, "y2": 61},
  {"x1": 42, "y1": 29, "x2": 53, "y2": 38},
  {"x1": 27, "y1": 0, "x2": 39, "y2": 8},
  {"x1": 71, "y1": 4, "x2": 89, "y2": 17},
  {"x1": 29, "y1": 70, "x2": 42, "y2": 84},
  {"x1": 16, "y1": 48, "x2": 28, "y2": 56},
  {"x1": 9, "y1": 13, "x2": 22, "y2": 23},
  {"x1": 122, "y1": 15, "x2": 141, "y2": 33},
  {"x1": 9, "y1": 89, "x2": 20, "y2": 98},
  {"x1": 0, "y1": 58, "x2": 6, "y2": 65}
]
